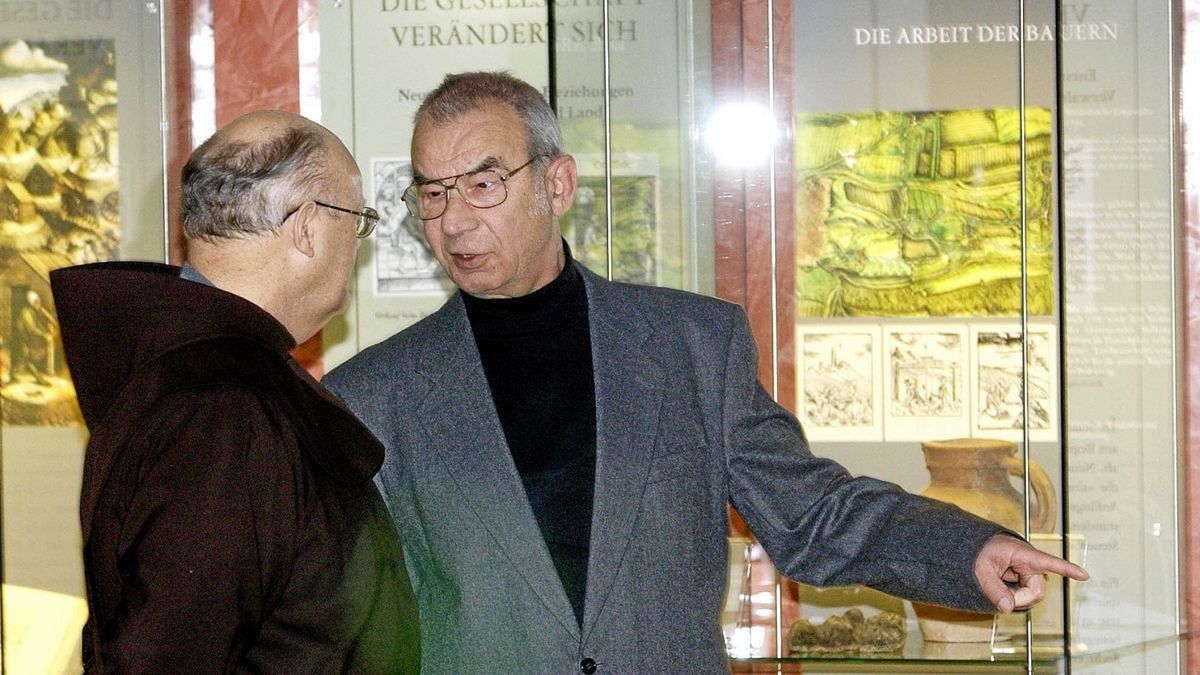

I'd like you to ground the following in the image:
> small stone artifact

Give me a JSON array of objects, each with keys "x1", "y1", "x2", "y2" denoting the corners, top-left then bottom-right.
[{"x1": 788, "y1": 608, "x2": 906, "y2": 654}]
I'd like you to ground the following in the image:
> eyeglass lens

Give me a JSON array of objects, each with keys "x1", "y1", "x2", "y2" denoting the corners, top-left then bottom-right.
[
  {"x1": 403, "y1": 169, "x2": 509, "y2": 220},
  {"x1": 356, "y1": 207, "x2": 379, "y2": 237}
]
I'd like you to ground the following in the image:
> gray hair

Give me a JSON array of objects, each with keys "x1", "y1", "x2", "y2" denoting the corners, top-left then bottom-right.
[
  {"x1": 181, "y1": 125, "x2": 329, "y2": 241},
  {"x1": 414, "y1": 71, "x2": 563, "y2": 166}
]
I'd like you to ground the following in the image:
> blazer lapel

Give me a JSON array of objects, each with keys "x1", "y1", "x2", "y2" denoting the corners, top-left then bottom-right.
[
  {"x1": 579, "y1": 270, "x2": 666, "y2": 639},
  {"x1": 413, "y1": 296, "x2": 581, "y2": 640}
]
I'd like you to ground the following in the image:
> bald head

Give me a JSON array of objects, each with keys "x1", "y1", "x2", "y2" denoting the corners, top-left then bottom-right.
[{"x1": 181, "y1": 110, "x2": 351, "y2": 242}]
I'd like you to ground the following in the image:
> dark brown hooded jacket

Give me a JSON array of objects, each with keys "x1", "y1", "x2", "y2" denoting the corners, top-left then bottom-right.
[{"x1": 51, "y1": 261, "x2": 419, "y2": 674}]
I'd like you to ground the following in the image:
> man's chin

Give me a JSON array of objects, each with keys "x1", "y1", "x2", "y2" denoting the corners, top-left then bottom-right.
[
  {"x1": 320, "y1": 291, "x2": 351, "y2": 322},
  {"x1": 449, "y1": 271, "x2": 493, "y2": 297}
]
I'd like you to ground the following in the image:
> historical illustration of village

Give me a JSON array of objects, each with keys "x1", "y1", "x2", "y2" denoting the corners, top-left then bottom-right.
[
  {"x1": 797, "y1": 328, "x2": 882, "y2": 442},
  {"x1": 0, "y1": 39, "x2": 118, "y2": 426},
  {"x1": 371, "y1": 158, "x2": 448, "y2": 295},
  {"x1": 973, "y1": 326, "x2": 1057, "y2": 440},
  {"x1": 883, "y1": 326, "x2": 971, "y2": 441}
]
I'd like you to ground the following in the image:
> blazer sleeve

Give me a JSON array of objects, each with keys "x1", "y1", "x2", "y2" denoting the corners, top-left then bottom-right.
[
  {"x1": 718, "y1": 308, "x2": 1002, "y2": 613},
  {"x1": 102, "y1": 388, "x2": 301, "y2": 673}
]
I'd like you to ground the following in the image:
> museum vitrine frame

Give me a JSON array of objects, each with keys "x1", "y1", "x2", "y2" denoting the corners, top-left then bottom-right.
[
  {"x1": 565, "y1": 1, "x2": 1189, "y2": 672},
  {"x1": 0, "y1": 1, "x2": 169, "y2": 670},
  {"x1": 317, "y1": 1, "x2": 1192, "y2": 672},
  {"x1": 0, "y1": 1, "x2": 1193, "y2": 673}
]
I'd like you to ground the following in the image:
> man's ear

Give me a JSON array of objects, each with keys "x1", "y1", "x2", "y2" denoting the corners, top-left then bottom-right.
[
  {"x1": 546, "y1": 155, "x2": 578, "y2": 217},
  {"x1": 286, "y1": 201, "x2": 317, "y2": 258}
]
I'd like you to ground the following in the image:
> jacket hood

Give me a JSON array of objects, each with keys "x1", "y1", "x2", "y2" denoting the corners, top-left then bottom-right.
[{"x1": 50, "y1": 261, "x2": 296, "y2": 427}]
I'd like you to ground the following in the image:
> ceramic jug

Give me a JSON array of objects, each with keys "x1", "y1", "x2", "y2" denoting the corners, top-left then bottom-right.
[
  {"x1": 919, "y1": 437, "x2": 1056, "y2": 533},
  {"x1": 913, "y1": 438, "x2": 1058, "y2": 643}
]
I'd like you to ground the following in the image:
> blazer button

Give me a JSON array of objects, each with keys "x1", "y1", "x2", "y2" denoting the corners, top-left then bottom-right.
[{"x1": 579, "y1": 657, "x2": 597, "y2": 674}]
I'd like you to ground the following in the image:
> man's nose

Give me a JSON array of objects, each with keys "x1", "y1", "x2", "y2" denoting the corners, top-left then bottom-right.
[{"x1": 438, "y1": 186, "x2": 477, "y2": 234}]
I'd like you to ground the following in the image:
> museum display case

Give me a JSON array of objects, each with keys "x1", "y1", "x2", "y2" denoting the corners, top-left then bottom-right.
[
  {"x1": 0, "y1": 0, "x2": 1192, "y2": 672},
  {"x1": 0, "y1": 1, "x2": 169, "y2": 668},
  {"x1": 318, "y1": 0, "x2": 1189, "y2": 672}
]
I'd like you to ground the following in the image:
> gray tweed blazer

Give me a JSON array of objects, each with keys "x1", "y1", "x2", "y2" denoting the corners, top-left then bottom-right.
[{"x1": 324, "y1": 263, "x2": 999, "y2": 674}]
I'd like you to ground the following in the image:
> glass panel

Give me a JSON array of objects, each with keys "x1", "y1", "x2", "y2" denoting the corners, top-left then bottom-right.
[
  {"x1": 555, "y1": 0, "x2": 1183, "y2": 672},
  {"x1": 317, "y1": 0, "x2": 551, "y2": 363},
  {"x1": 318, "y1": 0, "x2": 1185, "y2": 670},
  {"x1": 0, "y1": 2, "x2": 167, "y2": 671},
  {"x1": 1060, "y1": 1, "x2": 1180, "y2": 672},
  {"x1": 785, "y1": 0, "x2": 1058, "y2": 664},
  {"x1": 554, "y1": 2, "x2": 714, "y2": 292}
]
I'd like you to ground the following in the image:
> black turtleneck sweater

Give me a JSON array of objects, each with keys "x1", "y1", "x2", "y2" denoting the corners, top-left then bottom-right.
[{"x1": 461, "y1": 253, "x2": 596, "y2": 626}]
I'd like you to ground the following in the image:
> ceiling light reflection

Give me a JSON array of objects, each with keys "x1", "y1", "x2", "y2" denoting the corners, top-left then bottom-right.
[{"x1": 704, "y1": 102, "x2": 777, "y2": 167}]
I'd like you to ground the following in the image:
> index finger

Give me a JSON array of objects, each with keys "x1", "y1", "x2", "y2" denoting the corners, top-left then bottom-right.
[{"x1": 1028, "y1": 551, "x2": 1089, "y2": 581}]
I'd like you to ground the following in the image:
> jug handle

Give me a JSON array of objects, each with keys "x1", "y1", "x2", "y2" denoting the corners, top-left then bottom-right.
[{"x1": 1001, "y1": 455, "x2": 1057, "y2": 533}]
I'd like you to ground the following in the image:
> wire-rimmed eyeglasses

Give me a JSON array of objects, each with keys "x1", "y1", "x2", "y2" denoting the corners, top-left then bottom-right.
[
  {"x1": 401, "y1": 156, "x2": 543, "y2": 221},
  {"x1": 313, "y1": 201, "x2": 379, "y2": 238}
]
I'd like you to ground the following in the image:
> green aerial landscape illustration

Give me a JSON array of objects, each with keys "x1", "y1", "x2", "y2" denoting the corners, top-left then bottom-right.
[
  {"x1": 563, "y1": 173, "x2": 659, "y2": 285},
  {"x1": 794, "y1": 108, "x2": 1054, "y2": 317}
]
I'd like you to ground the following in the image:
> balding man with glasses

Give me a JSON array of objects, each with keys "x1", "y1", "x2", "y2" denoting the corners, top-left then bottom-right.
[
  {"x1": 326, "y1": 72, "x2": 1085, "y2": 674},
  {"x1": 52, "y1": 110, "x2": 419, "y2": 673}
]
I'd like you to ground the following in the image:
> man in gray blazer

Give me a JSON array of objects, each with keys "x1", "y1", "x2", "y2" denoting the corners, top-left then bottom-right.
[{"x1": 325, "y1": 71, "x2": 1087, "y2": 674}]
